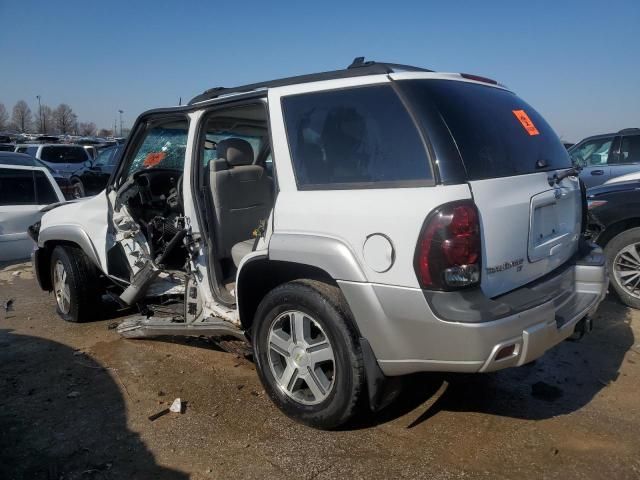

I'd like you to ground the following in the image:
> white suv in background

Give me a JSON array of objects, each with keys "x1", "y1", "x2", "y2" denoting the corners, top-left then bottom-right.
[
  {"x1": 30, "y1": 59, "x2": 608, "y2": 429},
  {"x1": 15, "y1": 143, "x2": 90, "y2": 176}
]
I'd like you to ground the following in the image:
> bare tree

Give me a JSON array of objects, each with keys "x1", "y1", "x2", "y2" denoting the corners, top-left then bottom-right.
[
  {"x1": 12, "y1": 100, "x2": 33, "y2": 133},
  {"x1": 53, "y1": 104, "x2": 77, "y2": 135},
  {"x1": 41, "y1": 105, "x2": 55, "y2": 134},
  {"x1": 0, "y1": 103, "x2": 8, "y2": 130},
  {"x1": 98, "y1": 128, "x2": 113, "y2": 137},
  {"x1": 78, "y1": 121, "x2": 97, "y2": 136}
]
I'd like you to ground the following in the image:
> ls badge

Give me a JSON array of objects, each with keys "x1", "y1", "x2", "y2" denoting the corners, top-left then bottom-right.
[{"x1": 486, "y1": 258, "x2": 524, "y2": 275}]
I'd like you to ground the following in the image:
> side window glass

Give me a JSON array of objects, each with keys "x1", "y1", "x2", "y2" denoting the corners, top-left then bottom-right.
[
  {"x1": 0, "y1": 168, "x2": 36, "y2": 205},
  {"x1": 570, "y1": 138, "x2": 613, "y2": 167},
  {"x1": 282, "y1": 85, "x2": 431, "y2": 188},
  {"x1": 127, "y1": 120, "x2": 189, "y2": 175},
  {"x1": 34, "y1": 170, "x2": 58, "y2": 204},
  {"x1": 620, "y1": 135, "x2": 640, "y2": 164},
  {"x1": 94, "y1": 147, "x2": 114, "y2": 167}
]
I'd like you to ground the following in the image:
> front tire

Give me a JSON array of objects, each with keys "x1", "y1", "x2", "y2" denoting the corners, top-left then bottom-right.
[
  {"x1": 50, "y1": 246, "x2": 101, "y2": 322},
  {"x1": 605, "y1": 227, "x2": 640, "y2": 309},
  {"x1": 252, "y1": 280, "x2": 365, "y2": 429}
]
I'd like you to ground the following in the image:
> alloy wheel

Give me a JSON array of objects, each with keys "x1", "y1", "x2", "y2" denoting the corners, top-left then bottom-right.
[
  {"x1": 53, "y1": 260, "x2": 71, "y2": 314},
  {"x1": 267, "y1": 310, "x2": 336, "y2": 405},
  {"x1": 613, "y1": 243, "x2": 640, "y2": 299}
]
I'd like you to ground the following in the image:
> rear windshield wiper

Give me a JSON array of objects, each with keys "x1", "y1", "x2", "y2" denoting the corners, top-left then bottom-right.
[{"x1": 548, "y1": 166, "x2": 581, "y2": 186}]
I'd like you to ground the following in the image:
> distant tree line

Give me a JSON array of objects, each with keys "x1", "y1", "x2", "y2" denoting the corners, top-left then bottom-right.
[{"x1": 0, "y1": 100, "x2": 114, "y2": 137}]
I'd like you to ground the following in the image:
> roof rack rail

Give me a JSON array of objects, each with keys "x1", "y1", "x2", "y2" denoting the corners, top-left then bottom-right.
[
  {"x1": 618, "y1": 128, "x2": 640, "y2": 134},
  {"x1": 188, "y1": 57, "x2": 432, "y2": 105}
]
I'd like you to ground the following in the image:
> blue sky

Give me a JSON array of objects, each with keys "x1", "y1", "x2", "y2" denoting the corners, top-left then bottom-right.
[{"x1": 1, "y1": 0, "x2": 638, "y2": 141}]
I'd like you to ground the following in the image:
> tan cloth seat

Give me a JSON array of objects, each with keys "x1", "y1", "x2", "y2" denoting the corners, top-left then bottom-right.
[{"x1": 208, "y1": 138, "x2": 272, "y2": 264}]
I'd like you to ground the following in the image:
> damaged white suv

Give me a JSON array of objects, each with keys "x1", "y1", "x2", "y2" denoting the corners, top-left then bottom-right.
[{"x1": 30, "y1": 59, "x2": 608, "y2": 429}]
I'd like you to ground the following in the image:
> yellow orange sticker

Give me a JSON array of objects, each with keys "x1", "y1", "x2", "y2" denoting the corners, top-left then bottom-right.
[{"x1": 512, "y1": 109, "x2": 540, "y2": 136}]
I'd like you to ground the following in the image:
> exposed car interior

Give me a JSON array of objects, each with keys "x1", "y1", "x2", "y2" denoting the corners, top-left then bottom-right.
[
  {"x1": 112, "y1": 118, "x2": 190, "y2": 280},
  {"x1": 110, "y1": 106, "x2": 275, "y2": 307},
  {"x1": 199, "y1": 103, "x2": 275, "y2": 300}
]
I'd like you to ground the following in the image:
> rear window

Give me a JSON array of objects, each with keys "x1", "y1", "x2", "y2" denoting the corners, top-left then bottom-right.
[
  {"x1": 40, "y1": 146, "x2": 88, "y2": 163},
  {"x1": 398, "y1": 79, "x2": 570, "y2": 180},
  {"x1": 282, "y1": 84, "x2": 432, "y2": 189}
]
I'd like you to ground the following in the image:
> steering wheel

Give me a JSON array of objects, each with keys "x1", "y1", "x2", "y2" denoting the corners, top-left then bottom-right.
[{"x1": 134, "y1": 171, "x2": 154, "y2": 206}]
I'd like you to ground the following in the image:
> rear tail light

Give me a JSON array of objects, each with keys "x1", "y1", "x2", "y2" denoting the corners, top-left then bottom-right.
[
  {"x1": 56, "y1": 179, "x2": 74, "y2": 200},
  {"x1": 587, "y1": 200, "x2": 607, "y2": 210},
  {"x1": 414, "y1": 200, "x2": 481, "y2": 290}
]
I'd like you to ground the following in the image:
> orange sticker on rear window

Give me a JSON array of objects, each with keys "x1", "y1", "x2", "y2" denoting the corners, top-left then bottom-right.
[{"x1": 512, "y1": 110, "x2": 540, "y2": 136}]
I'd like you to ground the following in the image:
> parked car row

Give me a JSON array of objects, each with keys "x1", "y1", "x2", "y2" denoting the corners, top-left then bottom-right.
[{"x1": 8, "y1": 143, "x2": 123, "y2": 199}]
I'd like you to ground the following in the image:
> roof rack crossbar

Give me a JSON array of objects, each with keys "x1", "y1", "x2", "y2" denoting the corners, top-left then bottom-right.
[{"x1": 188, "y1": 58, "x2": 432, "y2": 104}]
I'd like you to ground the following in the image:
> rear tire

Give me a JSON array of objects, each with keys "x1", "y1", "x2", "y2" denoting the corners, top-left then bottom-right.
[
  {"x1": 252, "y1": 279, "x2": 365, "y2": 429},
  {"x1": 50, "y1": 245, "x2": 102, "y2": 322},
  {"x1": 605, "y1": 227, "x2": 640, "y2": 309}
]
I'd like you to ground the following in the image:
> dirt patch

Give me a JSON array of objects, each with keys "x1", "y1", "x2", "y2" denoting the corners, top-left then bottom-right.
[
  {"x1": 0, "y1": 261, "x2": 33, "y2": 285},
  {"x1": 1, "y1": 276, "x2": 639, "y2": 479}
]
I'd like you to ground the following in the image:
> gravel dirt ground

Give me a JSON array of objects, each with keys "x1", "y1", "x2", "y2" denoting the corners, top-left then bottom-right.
[{"x1": 1, "y1": 261, "x2": 639, "y2": 479}]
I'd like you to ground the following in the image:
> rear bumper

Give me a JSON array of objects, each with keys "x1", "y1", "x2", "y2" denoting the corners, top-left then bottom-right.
[{"x1": 339, "y1": 244, "x2": 608, "y2": 376}]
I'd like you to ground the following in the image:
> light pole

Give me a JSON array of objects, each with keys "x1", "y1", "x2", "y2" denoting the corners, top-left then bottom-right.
[
  {"x1": 36, "y1": 95, "x2": 42, "y2": 133},
  {"x1": 118, "y1": 110, "x2": 124, "y2": 137}
]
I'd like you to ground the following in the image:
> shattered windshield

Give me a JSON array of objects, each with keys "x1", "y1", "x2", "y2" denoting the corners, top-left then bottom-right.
[{"x1": 127, "y1": 123, "x2": 189, "y2": 175}]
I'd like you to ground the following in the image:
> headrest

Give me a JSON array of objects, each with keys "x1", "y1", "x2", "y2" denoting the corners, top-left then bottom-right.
[{"x1": 216, "y1": 138, "x2": 253, "y2": 167}]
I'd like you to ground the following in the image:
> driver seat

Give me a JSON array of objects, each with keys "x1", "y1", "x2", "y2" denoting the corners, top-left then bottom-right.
[{"x1": 208, "y1": 138, "x2": 273, "y2": 265}]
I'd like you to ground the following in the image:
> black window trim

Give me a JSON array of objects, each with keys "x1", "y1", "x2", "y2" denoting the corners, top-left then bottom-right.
[{"x1": 280, "y1": 82, "x2": 436, "y2": 191}]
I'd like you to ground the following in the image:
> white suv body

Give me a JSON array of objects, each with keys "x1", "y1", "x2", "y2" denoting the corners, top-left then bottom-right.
[{"x1": 30, "y1": 61, "x2": 608, "y2": 428}]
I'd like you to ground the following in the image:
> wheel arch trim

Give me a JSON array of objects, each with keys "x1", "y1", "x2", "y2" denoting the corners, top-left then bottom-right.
[
  {"x1": 267, "y1": 233, "x2": 367, "y2": 282},
  {"x1": 38, "y1": 225, "x2": 102, "y2": 271}
]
